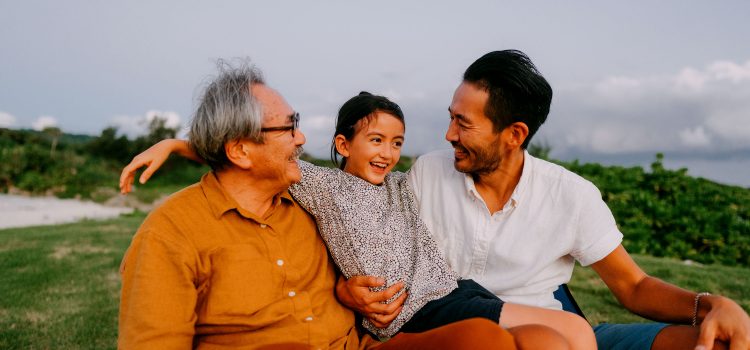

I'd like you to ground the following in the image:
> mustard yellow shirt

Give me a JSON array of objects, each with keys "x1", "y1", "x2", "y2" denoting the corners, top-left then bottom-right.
[{"x1": 118, "y1": 172, "x2": 364, "y2": 349}]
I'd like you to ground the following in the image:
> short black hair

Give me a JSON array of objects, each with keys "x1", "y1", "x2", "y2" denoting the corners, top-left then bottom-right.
[{"x1": 463, "y1": 50, "x2": 552, "y2": 149}]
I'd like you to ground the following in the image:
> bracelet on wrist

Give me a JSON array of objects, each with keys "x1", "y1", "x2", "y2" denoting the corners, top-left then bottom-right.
[{"x1": 692, "y1": 292, "x2": 711, "y2": 327}]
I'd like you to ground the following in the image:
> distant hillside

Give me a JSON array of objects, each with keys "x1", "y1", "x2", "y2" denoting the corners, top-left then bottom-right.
[{"x1": 8, "y1": 128, "x2": 97, "y2": 145}]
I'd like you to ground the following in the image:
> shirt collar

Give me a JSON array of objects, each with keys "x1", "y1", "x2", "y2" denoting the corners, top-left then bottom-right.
[
  {"x1": 513, "y1": 150, "x2": 533, "y2": 206},
  {"x1": 200, "y1": 172, "x2": 294, "y2": 220},
  {"x1": 463, "y1": 150, "x2": 533, "y2": 209}
]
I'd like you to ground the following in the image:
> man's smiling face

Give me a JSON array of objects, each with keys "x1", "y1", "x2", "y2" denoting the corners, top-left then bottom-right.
[{"x1": 446, "y1": 81, "x2": 503, "y2": 175}]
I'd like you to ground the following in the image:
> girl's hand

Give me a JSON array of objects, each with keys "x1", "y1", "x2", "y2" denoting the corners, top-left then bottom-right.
[{"x1": 119, "y1": 139, "x2": 186, "y2": 194}]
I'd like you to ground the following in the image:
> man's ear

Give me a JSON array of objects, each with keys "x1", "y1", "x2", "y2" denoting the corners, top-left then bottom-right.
[
  {"x1": 505, "y1": 122, "x2": 530, "y2": 149},
  {"x1": 224, "y1": 139, "x2": 254, "y2": 169},
  {"x1": 334, "y1": 134, "x2": 350, "y2": 158}
]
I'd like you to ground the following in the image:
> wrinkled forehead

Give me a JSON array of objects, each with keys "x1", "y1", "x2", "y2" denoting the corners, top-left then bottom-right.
[{"x1": 250, "y1": 84, "x2": 295, "y2": 124}]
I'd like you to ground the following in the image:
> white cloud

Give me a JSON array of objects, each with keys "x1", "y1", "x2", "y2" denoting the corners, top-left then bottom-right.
[
  {"x1": 109, "y1": 110, "x2": 183, "y2": 138},
  {"x1": 0, "y1": 111, "x2": 16, "y2": 128},
  {"x1": 679, "y1": 126, "x2": 711, "y2": 148},
  {"x1": 145, "y1": 110, "x2": 181, "y2": 129},
  {"x1": 705, "y1": 109, "x2": 750, "y2": 142},
  {"x1": 380, "y1": 88, "x2": 429, "y2": 102},
  {"x1": 32, "y1": 116, "x2": 58, "y2": 131},
  {"x1": 550, "y1": 58, "x2": 750, "y2": 157},
  {"x1": 674, "y1": 60, "x2": 750, "y2": 92},
  {"x1": 675, "y1": 67, "x2": 708, "y2": 91},
  {"x1": 707, "y1": 60, "x2": 750, "y2": 83},
  {"x1": 303, "y1": 114, "x2": 335, "y2": 131},
  {"x1": 109, "y1": 115, "x2": 144, "y2": 137},
  {"x1": 299, "y1": 114, "x2": 336, "y2": 156},
  {"x1": 596, "y1": 76, "x2": 642, "y2": 93}
]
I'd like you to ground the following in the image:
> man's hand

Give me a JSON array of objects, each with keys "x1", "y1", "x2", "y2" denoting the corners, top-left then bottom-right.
[
  {"x1": 335, "y1": 275, "x2": 407, "y2": 328},
  {"x1": 695, "y1": 295, "x2": 750, "y2": 350}
]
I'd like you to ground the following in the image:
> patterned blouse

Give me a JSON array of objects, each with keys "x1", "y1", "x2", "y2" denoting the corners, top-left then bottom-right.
[{"x1": 290, "y1": 160, "x2": 458, "y2": 339}]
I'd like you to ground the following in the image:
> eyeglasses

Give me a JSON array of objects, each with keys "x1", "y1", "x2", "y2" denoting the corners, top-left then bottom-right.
[{"x1": 260, "y1": 112, "x2": 299, "y2": 137}]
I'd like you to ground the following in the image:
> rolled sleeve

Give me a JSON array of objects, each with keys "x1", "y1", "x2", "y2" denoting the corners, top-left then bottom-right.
[{"x1": 571, "y1": 182, "x2": 623, "y2": 266}]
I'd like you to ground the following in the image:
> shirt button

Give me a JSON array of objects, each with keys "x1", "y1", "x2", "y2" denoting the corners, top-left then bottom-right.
[
  {"x1": 288, "y1": 291, "x2": 296, "y2": 297},
  {"x1": 304, "y1": 316, "x2": 314, "y2": 322},
  {"x1": 276, "y1": 259, "x2": 284, "y2": 266},
  {"x1": 259, "y1": 224, "x2": 267, "y2": 228}
]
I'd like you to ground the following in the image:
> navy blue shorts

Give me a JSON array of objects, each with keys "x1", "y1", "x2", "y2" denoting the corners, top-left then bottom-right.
[
  {"x1": 399, "y1": 279, "x2": 504, "y2": 333},
  {"x1": 594, "y1": 322, "x2": 668, "y2": 350}
]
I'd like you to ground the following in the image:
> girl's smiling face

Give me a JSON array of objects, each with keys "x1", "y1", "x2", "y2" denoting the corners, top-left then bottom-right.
[{"x1": 336, "y1": 112, "x2": 405, "y2": 185}]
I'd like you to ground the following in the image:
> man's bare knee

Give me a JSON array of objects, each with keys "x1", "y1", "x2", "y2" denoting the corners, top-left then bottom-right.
[
  {"x1": 509, "y1": 324, "x2": 569, "y2": 350},
  {"x1": 449, "y1": 318, "x2": 516, "y2": 349}
]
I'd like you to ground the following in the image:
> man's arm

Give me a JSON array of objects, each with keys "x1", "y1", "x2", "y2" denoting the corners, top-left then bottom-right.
[
  {"x1": 119, "y1": 230, "x2": 198, "y2": 349},
  {"x1": 591, "y1": 245, "x2": 750, "y2": 349}
]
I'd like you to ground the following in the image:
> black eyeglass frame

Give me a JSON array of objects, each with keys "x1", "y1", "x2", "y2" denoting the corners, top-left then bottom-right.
[{"x1": 260, "y1": 112, "x2": 299, "y2": 137}]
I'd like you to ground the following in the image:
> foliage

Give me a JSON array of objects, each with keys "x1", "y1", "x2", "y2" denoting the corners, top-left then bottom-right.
[
  {"x1": 528, "y1": 140, "x2": 552, "y2": 160},
  {"x1": 561, "y1": 154, "x2": 750, "y2": 267},
  {"x1": 0, "y1": 118, "x2": 204, "y2": 202},
  {"x1": 0, "y1": 128, "x2": 116, "y2": 198}
]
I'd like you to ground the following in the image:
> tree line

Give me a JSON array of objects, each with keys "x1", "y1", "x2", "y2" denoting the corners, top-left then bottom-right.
[{"x1": 0, "y1": 118, "x2": 200, "y2": 200}]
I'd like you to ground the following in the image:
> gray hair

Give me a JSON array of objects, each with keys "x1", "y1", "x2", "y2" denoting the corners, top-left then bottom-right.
[{"x1": 189, "y1": 59, "x2": 265, "y2": 170}]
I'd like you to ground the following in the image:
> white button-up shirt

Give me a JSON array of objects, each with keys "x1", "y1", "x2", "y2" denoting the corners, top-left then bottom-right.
[{"x1": 409, "y1": 149, "x2": 623, "y2": 309}]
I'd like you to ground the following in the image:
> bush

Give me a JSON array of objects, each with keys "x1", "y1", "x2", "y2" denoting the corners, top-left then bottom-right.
[{"x1": 562, "y1": 154, "x2": 750, "y2": 267}]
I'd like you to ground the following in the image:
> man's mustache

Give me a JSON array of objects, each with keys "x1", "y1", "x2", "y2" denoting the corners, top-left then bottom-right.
[
  {"x1": 291, "y1": 146, "x2": 304, "y2": 159},
  {"x1": 451, "y1": 142, "x2": 468, "y2": 153}
]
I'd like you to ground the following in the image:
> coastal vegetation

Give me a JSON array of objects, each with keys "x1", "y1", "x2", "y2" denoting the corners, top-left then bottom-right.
[{"x1": 6, "y1": 124, "x2": 747, "y2": 266}]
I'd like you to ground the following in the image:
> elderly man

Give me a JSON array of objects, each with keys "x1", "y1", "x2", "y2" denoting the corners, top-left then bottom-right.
[
  {"x1": 117, "y1": 63, "x2": 517, "y2": 349},
  {"x1": 338, "y1": 50, "x2": 750, "y2": 350}
]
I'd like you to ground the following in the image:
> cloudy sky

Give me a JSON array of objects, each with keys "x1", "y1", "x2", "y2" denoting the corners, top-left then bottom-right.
[{"x1": 2, "y1": 1, "x2": 749, "y2": 186}]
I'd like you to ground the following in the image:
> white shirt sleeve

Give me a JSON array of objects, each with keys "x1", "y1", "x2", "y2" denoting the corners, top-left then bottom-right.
[{"x1": 570, "y1": 180, "x2": 624, "y2": 266}]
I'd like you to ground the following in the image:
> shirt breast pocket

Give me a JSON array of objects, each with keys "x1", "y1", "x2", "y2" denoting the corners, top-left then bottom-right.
[{"x1": 202, "y1": 245, "x2": 280, "y2": 318}]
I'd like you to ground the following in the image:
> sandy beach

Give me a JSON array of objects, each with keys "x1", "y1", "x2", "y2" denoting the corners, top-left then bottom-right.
[{"x1": 0, "y1": 194, "x2": 134, "y2": 229}]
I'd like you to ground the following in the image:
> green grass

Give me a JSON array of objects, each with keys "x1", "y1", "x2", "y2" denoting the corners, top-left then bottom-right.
[
  {"x1": 1, "y1": 214, "x2": 749, "y2": 349},
  {"x1": 0, "y1": 212, "x2": 145, "y2": 350},
  {"x1": 570, "y1": 255, "x2": 750, "y2": 325}
]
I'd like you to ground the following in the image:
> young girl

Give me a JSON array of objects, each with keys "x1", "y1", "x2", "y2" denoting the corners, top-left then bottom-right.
[{"x1": 120, "y1": 92, "x2": 595, "y2": 349}]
